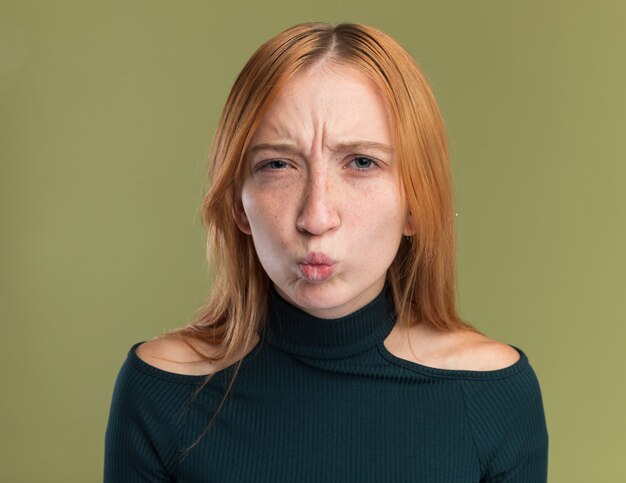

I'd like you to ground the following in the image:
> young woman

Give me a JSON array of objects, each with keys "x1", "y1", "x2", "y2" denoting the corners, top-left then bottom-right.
[{"x1": 105, "y1": 21, "x2": 549, "y2": 482}]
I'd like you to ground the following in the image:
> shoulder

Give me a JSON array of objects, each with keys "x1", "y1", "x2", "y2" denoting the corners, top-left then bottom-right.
[
  {"x1": 135, "y1": 336, "x2": 224, "y2": 376},
  {"x1": 390, "y1": 324, "x2": 548, "y2": 478},
  {"x1": 442, "y1": 331, "x2": 521, "y2": 371},
  {"x1": 136, "y1": 332, "x2": 261, "y2": 376},
  {"x1": 387, "y1": 321, "x2": 521, "y2": 371}
]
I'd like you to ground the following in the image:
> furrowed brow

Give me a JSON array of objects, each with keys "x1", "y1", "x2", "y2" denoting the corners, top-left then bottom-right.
[
  {"x1": 247, "y1": 142, "x2": 301, "y2": 156},
  {"x1": 247, "y1": 140, "x2": 394, "y2": 156},
  {"x1": 331, "y1": 141, "x2": 395, "y2": 154}
]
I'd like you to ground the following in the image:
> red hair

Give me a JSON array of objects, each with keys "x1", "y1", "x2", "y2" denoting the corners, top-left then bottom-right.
[{"x1": 164, "y1": 21, "x2": 480, "y2": 456}]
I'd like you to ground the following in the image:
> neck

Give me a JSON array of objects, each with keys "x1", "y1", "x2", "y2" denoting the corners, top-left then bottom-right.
[{"x1": 262, "y1": 284, "x2": 397, "y2": 360}]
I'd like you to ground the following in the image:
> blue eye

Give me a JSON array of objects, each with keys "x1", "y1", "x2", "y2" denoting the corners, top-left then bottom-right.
[
  {"x1": 350, "y1": 156, "x2": 378, "y2": 170},
  {"x1": 257, "y1": 159, "x2": 289, "y2": 171}
]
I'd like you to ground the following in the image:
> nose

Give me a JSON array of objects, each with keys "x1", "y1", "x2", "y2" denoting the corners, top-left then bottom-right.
[{"x1": 296, "y1": 172, "x2": 340, "y2": 236}]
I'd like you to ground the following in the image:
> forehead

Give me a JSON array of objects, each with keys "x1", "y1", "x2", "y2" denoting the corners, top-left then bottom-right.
[{"x1": 250, "y1": 64, "x2": 394, "y2": 147}]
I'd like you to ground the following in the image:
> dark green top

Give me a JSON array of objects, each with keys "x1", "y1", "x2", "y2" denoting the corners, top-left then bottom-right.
[{"x1": 104, "y1": 287, "x2": 549, "y2": 482}]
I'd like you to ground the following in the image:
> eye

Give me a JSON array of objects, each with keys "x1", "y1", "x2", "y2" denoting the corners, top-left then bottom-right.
[
  {"x1": 255, "y1": 159, "x2": 290, "y2": 172},
  {"x1": 348, "y1": 156, "x2": 379, "y2": 171}
]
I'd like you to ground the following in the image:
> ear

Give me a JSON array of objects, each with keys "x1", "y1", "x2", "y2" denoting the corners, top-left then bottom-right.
[
  {"x1": 232, "y1": 195, "x2": 252, "y2": 235},
  {"x1": 403, "y1": 210, "x2": 416, "y2": 236}
]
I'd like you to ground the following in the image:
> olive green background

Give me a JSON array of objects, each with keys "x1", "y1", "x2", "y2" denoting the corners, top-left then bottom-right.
[{"x1": 1, "y1": 1, "x2": 624, "y2": 481}]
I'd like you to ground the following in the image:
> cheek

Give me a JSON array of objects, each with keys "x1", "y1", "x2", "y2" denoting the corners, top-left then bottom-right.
[
  {"x1": 354, "y1": 191, "x2": 406, "y2": 262},
  {"x1": 241, "y1": 189, "x2": 291, "y2": 252},
  {"x1": 350, "y1": 188, "x2": 406, "y2": 237}
]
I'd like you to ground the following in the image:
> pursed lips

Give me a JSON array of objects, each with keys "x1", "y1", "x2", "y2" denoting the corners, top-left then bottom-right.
[{"x1": 298, "y1": 252, "x2": 335, "y2": 281}]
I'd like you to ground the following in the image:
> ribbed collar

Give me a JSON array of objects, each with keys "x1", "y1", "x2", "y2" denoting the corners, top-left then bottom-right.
[{"x1": 263, "y1": 285, "x2": 397, "y2": 359}]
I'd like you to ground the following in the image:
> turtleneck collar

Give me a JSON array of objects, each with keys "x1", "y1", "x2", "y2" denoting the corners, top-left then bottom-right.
[{"x1": 262, "y1": 285, "x2": 397, "y2": 359}]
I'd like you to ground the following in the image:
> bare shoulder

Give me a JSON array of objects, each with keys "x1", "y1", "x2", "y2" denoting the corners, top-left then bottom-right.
[
  {"x1": 385, "y1": 321, "x2": 521, "y2": 371},
  {"x1": 136, "y1": 336, "x2": 227, "y2": 376},
  {"x1": 444, "y1": 331, "x2": 521, "y2": 371}
]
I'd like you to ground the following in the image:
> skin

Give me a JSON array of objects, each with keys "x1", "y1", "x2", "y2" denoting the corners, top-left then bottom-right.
[
  {"x1": 137, "y1": 64, "x2": 521, "y2": 375},
  {"x1": 233, "y1": 62, "x2": 415, "y2": 319}
]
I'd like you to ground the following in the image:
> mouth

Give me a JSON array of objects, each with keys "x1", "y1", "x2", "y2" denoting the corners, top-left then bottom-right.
[{"x1": 298, "y1": 252, "x2": 335, "y2": 282}]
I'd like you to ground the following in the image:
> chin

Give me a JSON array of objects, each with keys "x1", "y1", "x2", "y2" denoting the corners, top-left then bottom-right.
[{"x1": 280, "y1": 279, "x2": 358, "y2": 318}]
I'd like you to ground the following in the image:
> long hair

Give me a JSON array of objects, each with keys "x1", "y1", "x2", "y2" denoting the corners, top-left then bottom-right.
[{"x1": 164, "y1": 21, "x2": 481, "y2": 457}]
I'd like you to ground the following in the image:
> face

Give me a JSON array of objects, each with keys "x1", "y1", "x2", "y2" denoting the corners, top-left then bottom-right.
[{"x1": 234, "y1": 63, "x2": 414, "y2": 319}]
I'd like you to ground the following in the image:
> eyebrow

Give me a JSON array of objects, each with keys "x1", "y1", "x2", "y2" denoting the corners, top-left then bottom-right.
[{"x1": 247, "y1": 140, "x2": 395, "y2": 156}]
